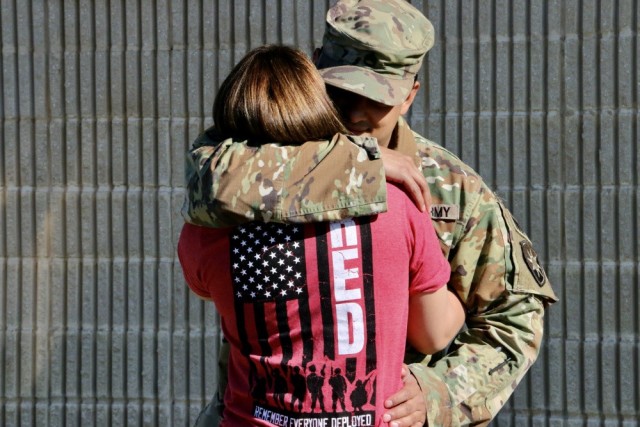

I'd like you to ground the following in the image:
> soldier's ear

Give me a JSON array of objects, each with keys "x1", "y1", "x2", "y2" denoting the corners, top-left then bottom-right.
[
  {"x1": 312, "y1": 48, "x2": 322, "y2": 63},
  {"x1": 400, "y1": 80, "x2": 421, "y2": 115}
]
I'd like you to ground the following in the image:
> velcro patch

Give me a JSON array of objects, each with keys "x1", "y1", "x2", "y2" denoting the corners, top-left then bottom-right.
[
  {"x1": 520, "y1": 241, "x2": 547, "y2": 286},
  {"x1": 430, "y1": 204, "x2": 459, "y2": 221},
  {"x1": 497, "y1": 201, "x2": 558, "y2": 302}
]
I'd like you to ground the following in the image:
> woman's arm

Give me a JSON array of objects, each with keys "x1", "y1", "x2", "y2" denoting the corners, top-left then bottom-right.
[{"x1": 407, "y1": 287, "x2": 465, "y2": 355}]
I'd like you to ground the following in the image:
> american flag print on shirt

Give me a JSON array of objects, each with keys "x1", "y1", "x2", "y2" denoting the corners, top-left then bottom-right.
[
  {"x1": 231, "y1": 222, "x2": 313, "y2": 368},
  {"x1": 229, "y1": 220, "x2": 378, "y2": 423}
]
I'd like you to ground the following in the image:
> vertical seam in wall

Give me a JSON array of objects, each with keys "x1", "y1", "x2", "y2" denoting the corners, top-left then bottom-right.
[
  {"x1": 491, "y1": 0, "x2": 497, "y2": 187},
  {"x1": 87, "y1": 0, "x2": 100, "y2": 415},
  {"x1": 438, "y1": 0, "x2": 444, "y2": 147},
  {"x1": 152, "y1": 0, "x2": 160, "y2": 413},
  {"x1": 578, "y1": 0, "x2": 587, "y2": 413},
  {"x1": 0, "y1": 0, "x2": 6, "y2": 412},
  {"x1": 0, "y1": 0, "x2": 5, "y2": 193},
  {"x1": 526, "y1": 0, "x2": 532, "y2": 231},
  {"x1": 456, "y1": 0, "x2": 462, "y2": 159},
  {"x1": 473, "y1": 0, "x2": 480, "y2": 172},
  {"x1": 23, "y1": 0, "x2": 37, "y2": 418},
  {"x1": 0, "y1": 0, "x2": 9, "y2": 399},
  {"x1": 544, "y1": 0, "x2": 555, "y2": 415},
  {"x1": 508, "y1": 0, "x2": 513, "y2": 207}
]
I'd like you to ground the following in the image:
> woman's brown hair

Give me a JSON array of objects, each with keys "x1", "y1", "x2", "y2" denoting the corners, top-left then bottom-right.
[{"x1": 213, "y1": 45, "x2": 346, "y2": 144}]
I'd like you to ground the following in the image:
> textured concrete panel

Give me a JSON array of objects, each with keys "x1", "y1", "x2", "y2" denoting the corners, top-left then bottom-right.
[{"x1": 1, "y1": 1, "x2": 638, "y2": 426}]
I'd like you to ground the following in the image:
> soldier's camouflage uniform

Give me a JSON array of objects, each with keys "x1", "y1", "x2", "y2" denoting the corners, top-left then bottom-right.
[
  {"x1": 183, "y1": 0, "x2": 557, "y2": 425},
  {"x1": 182, "y1": 117, "x2": 557, "y2": 426},
  {"x1": 184, "y1": 129, "x2": 387, "y2": 227}
]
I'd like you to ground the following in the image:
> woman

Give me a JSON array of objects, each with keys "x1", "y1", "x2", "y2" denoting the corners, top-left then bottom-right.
[{"x1": 178, "y1": 45, "x2": 464, "y2": 426}]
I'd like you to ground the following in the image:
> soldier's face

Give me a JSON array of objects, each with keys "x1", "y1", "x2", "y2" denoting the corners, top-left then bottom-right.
[{"x1": 326, "y1": 83, "x2": 418, "y2": 147}]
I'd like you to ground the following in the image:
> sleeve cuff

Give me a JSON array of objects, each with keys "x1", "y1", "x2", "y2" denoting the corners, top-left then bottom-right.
[{"x1": 408, "y1": 363, "x2": 454, "y2": 426}]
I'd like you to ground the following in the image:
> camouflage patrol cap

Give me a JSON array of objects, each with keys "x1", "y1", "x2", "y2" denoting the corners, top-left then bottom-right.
[{"x1": 316, "y1": 0, "x2": 434, "y2": 106}]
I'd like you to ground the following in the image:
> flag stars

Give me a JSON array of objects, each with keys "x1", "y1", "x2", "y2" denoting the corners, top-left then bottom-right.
[{"x1": 231, "y1": 223, "x2": 305, "y2": 303}]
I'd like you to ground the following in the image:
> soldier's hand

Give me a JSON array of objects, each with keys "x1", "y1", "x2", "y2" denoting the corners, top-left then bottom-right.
[
  {"x1": 382, "y1": 364, "x2": 427, "y2": 427},
  {"x1": 379, "y1": 147, "x2": 432, "y2": 213}
]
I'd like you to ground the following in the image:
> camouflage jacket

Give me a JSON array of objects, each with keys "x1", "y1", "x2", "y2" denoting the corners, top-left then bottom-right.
[{"x1": 182, "y1": 121, "x2": 557, "y2": 426}]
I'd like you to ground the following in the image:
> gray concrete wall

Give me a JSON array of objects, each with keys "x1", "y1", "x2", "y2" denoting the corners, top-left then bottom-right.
[{"x1": 0, "y1": 1, "x2": 637, "y2": 426}]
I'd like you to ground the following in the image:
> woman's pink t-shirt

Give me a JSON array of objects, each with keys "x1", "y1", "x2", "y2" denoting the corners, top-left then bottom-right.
[{"x1": 178, "y1": 184, "x2": 450, "y2": 426}]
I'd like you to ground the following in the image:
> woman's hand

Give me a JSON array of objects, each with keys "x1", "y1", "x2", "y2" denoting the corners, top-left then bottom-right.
[
  {"x1": 380, "y1": 147, "x2": 432, "y2": 213},
  {"x1": 382, "y1": 364, "x2": 427, "y2": 427}
]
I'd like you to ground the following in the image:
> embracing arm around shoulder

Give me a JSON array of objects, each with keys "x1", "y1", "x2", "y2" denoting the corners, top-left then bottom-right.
[
  {"x1": 407, "y1": 287, "x2": 465, "y2": 355},
  {"x1": 182, "y1": 131, "x2": 387, "y2": 227}
]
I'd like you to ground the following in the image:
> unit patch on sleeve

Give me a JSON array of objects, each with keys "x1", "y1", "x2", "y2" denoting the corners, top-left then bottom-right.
[{"x1": 520, "y1": 240, "x2": 546, "y2": 286}]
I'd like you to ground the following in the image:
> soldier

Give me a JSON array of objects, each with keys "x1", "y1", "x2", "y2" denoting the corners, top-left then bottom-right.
[
  {"x1": 328, "y1": 367, "x2": 348, "y2": 413},
  {"x1": 306, "y1": 365, "x2": 326, "y2": 413},
  {"x1": 186, "y1": 0, "x2": 557, "y2": 425},
  {"x1": 289, "y1": 366, "x2": 307, "y2": 412}
]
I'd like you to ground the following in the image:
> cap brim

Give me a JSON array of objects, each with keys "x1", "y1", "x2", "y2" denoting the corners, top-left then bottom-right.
[{"x1": 319, "y1": 65, "x2": 414, "y2": 107}]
